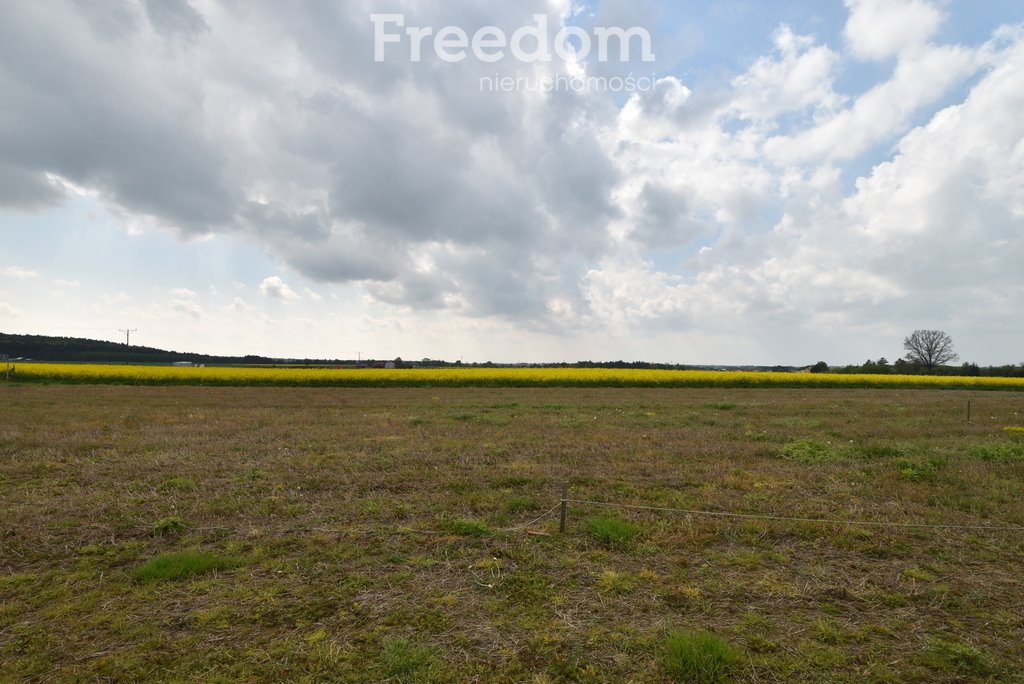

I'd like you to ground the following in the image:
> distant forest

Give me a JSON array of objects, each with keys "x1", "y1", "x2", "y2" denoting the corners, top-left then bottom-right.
[{"x1": 0, "y1": 333, "x2": 293, "y2": 366}]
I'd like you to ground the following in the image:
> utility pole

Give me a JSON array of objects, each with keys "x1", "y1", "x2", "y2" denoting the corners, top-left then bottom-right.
[
  {"x1": 119, "y1": 328, "x2": 138, "y2": 346},
  {"x1": 355, "y1": 351, "x2": 363, "y2": 364}
]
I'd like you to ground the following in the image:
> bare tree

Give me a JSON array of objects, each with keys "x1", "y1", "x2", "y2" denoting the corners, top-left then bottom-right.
[{"x1": 903, "y1": 330, "x2": 958, "y2": 370}]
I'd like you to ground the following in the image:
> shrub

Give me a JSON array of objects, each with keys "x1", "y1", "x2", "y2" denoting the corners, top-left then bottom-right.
[
  {"x1": 132, "y1": 551, "x2": 238, "y2": 583},
  {"x1": 587, "y1": 515, "x2": 641, "y2": 548},
  {"x1": 663, "y1": 629, "x2": 739, "y2": 683}
]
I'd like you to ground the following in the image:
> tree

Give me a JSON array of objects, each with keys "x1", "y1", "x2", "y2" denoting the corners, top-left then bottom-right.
[
  {"x1": 810, "y1": 361, "x2": 829, "y2": 373},
  {"x1": 903, "y1": 330, "x2": 958, "y2": 370}
]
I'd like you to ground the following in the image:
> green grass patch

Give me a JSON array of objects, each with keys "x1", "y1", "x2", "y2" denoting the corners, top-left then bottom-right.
[
  {"x1": 131, "y1": 551, "x2": 238, "y2": 583},
  {"x1": 158, "y1": 476, "x2": 195, "y2": 491},
  {"x1": 968, "y1": 441, "x2": 1024, "y2": 461},
  {"x1": 378, "y1": 638, "x2": 440, "y2": 680},
  {"x1": 894, "y1": 458, "x2": 945, "y2": 482},
  {"x1": 445, "y1": 519, "x2": 491, "y2": 537},
  {"x1": 777, "y1": 439, "x2": 837, "y2": 463},
  {"x1": 663, "y1": 629, "x2": 740, "y2": 683},
  {"x1": 917, "y1": 637, "x2": 995, "y2": 677},
  {"x1": 587, "y1": 515, "x2": 641, "y2": 549},
  {"x1": 703, "y1": 402, "x2": 737, "y2": 411}
]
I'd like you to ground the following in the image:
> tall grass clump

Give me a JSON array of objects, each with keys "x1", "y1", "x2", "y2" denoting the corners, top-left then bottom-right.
[
  {"x1": 446, "y1": 519, "x2": 491, "y2": 537},
  {"x1": 132, "y1": 551, "x2": 238, "y2": 583},
  {"x1": 587, "y1": 515, "x2": 641, "y2": 549},
  {"x1": 663, "y1": 629, "x2": 740, "y2": 683}
]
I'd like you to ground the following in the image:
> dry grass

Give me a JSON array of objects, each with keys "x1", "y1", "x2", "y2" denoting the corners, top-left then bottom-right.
[{"x1": 1, "y1": 385, "x2": 1022, "y2": 681}]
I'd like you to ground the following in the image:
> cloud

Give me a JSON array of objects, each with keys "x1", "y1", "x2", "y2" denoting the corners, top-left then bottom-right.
[
  {"x1": 227, "y1": 296, "x2": 256, "y2": 313},
  {"x1": 843, "y1": 0, "x2": 946, "y2": 61},
  {"x1": 1, "y1": 1, "x2": 1022, "y2": 363},
  {"x1": 730, "y1": 25, "x2": 844, "y2": 123},
  {"x1": 1, "y1": 266, "x2": 39, "y2": 278},
  {"x1": 0, "y1": 302, "x2": 22, "y2": 317},
  {"x1": 171, "y1": 298, "x2": 203, "y2": 317},
  {"x1": 259, "y1": 276, "x2": 300, "y2": 301}
]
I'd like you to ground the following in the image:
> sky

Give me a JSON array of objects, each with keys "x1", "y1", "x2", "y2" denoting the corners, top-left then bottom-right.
[{"x1": 1, "y1": 0, "x2": 1022, "y2": 365}]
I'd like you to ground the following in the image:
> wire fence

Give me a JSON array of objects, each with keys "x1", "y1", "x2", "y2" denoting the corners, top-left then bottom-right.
[{"x1": 560, "y1": 493, "x2": 1024, "y2": 533}]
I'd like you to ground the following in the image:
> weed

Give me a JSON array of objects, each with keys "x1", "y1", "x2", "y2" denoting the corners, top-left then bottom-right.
[
  {"x1": 131, "y1": 551, "x2": 238, "y2": 583},
  {"x1": 777, "y1": 439, "x2": 836, "y2": 463},
  {"x1": 378, "y1": 638, "x2": 439, "y2": 680},
  {"x1": 663, "y1": 629, "x2": 739, "y2": 683},
  {"x1": 446, "y1": 519, "x2": 491, "y2": 537},
  {"x1": 894, "y1": 458, "x2": 944, "y2": 482},
  {"x1": 150, "y1": 516, "x2": 188, "y2": 537},
  {"x1": 703, "y1": 402, "x2": 737, "y2": 411},
  {"x1": 969, "y1": 441, "x2": 1024, "y2": 461},
  {"x1": 595, "y1": 570, "x2": 635, "y2": 594},
  {"x1": 586, "y1": 515, "x2": 641, "y2": 549}
]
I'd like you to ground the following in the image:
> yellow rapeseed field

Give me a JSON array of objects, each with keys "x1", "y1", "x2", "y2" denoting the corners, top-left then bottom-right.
[{"x1": 8, "y1": 363, "x2": 1024, "y2": 389}]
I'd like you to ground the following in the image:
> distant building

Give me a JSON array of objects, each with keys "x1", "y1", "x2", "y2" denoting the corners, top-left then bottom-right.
[{"x1": 172, "y1": 361, "x2": 194, "y2": 367}]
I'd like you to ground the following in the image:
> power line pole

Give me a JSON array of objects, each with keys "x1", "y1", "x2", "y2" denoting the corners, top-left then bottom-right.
[
  {"x1": 355, "y1": 351, "x2": 363, "y2": 364},
  {"x1": 119, "y1": 328, "x2": 138, "y2": 346}
]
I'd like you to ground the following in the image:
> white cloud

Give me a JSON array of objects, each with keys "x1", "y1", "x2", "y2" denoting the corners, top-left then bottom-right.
[
  {"x1": 303, "y1": 287, "x2": 323, "y2": 302},
  {"x1": 170, "y1": 287, "x2": 197, "y2": 298},
  {"x1": 226, "y1": 296, "x2": 256, "y2": 313},
  {"x1": 0, "y1": 302, "x2": 22, "y2": 317},
  {"x1": 1, "y1": 266, "x2": 38, "y2": 279},
  {"x1": 844, "y1": 0, "x2": 946, "y2": 61},
  {"x1": 764, "y1": 42, "x2": 985, "y2": 163},
  {"x1": 259, "y1": 276, "x2": 300, "y2": 301},
  {"x1": 730, "y1": 26, "x2": 844, "y2": 122},
  {"x1": 172, "y1": 298, "x2": 203, "y2": 317}
]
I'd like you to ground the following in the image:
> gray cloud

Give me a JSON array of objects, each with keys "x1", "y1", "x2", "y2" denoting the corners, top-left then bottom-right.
[{"x1": 143, "y1": 0, "x2": 207, "y2": 40}]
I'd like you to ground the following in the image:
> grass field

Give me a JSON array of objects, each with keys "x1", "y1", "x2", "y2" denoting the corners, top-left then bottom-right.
[
  {"x1": 8, "y1": 362, "x2": 1024, "y2": 390},
  {"x1": 2, "y1": 385, "x2": 1023, "y2": 682}
]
